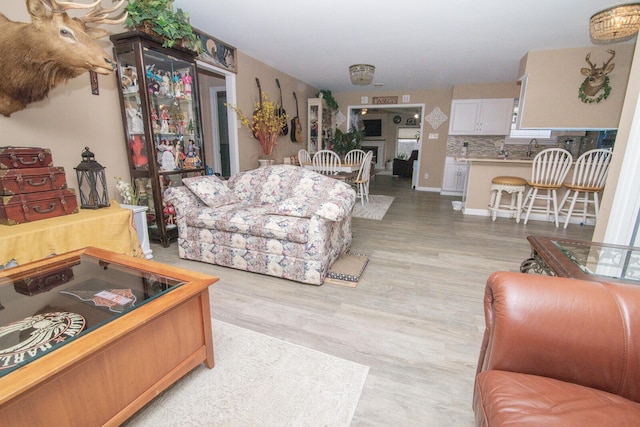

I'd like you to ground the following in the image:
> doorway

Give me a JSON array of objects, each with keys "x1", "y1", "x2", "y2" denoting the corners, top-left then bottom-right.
[
  {"x1": 346, "y1": 104, "x2": 425, "y2": 176},
  {"x1": 209, "y1": 86, "x2": 230, "y2": 177},
  {"x1": 196, "y1": 61, "x2": 239, "y2": 177}
]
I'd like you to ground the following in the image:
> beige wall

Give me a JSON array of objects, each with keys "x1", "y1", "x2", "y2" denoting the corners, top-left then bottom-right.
[
  {"x1": 452, "y1": 82, "x2": 519, "y2": 99},
  {"x1": 593, "y1": 40, "x2": 640, "y2": 242},
  {"x1": 334, "y1": 89, "x2": 453, "y2": 189},
  {"x1": 519, "y1": 43, "x2": 634, "y2": 129},
  {"x1": 232, "y1": 52, "x2": 318, "y2": 171}
]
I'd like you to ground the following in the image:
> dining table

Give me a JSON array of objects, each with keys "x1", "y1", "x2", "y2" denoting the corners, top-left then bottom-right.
[{"x1": 302, "y1": 162, "x2": 361, "y2": 173}]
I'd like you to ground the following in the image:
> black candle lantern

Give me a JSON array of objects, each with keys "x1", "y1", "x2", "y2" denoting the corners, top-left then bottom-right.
[{"x1": 75, "y1": 147, "x2": 110, "y2": 209}]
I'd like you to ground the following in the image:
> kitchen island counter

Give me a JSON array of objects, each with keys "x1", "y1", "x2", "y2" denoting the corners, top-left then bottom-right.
[
  {"x1": 461, "y1": 157, "x2": 582, "y2": 224},
  {"x1": 455, "y1": 156, "x2": 534, "y2": 164}
]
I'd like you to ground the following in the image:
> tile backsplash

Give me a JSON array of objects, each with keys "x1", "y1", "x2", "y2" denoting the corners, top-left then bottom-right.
[{"x1": 447, "y1": 135, "x2": 560, "y2": 158}]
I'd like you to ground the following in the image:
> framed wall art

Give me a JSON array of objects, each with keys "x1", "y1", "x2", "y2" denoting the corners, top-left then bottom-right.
[{"x1": 194, "y1": 28, "x2": 237, "y2": 73}]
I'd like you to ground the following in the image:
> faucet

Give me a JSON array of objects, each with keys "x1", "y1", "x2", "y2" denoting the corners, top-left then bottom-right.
[{"x1": 527, "y1": 138, "x2": 539, "y2": 158}]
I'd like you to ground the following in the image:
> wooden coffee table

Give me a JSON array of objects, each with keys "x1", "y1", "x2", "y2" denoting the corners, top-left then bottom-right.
[
  {"x1": 0, "y1": 247, "x2": 218, "y2": 426},
  {"x1": 521, "y1": 235, "x2": 640, "y2": 284}
]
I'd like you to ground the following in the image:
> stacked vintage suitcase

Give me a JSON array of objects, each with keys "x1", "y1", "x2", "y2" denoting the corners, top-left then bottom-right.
[{"x1": 0, "y1": 146, "x2": 78, "y2": 225}]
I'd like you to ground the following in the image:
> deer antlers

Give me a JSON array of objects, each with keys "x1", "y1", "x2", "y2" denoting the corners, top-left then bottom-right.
[
  {"x1": 41, "y1": 0, "x2": 127, "y2": 25},
  {"x1": 585, "y1": 49, "x2": 616, "y2": 70}
]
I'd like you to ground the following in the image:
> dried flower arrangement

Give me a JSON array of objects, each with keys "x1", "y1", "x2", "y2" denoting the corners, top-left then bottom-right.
[{"x1": 227, "y1": 92, "x2": 288, "y2": 158}]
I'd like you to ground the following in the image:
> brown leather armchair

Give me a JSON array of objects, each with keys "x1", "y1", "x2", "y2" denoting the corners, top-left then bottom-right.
[
  {"x1": 474, "y1": 272, "x2": 640, "y2": 426},
  {"x1": 392, "y1": 150, "x2": 418, "y2": 178}
]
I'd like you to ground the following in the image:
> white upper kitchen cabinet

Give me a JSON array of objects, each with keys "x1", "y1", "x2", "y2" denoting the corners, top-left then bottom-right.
[{"x1": 449, "y1": 98, "x2": 514, "y2": 135}]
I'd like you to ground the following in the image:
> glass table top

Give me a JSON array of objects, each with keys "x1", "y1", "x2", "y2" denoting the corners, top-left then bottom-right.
[
  {"x1": 552, "y1": 239, "x2": 640, "y2": 282},
  {"x1": 0, "y1": 253, "x2": 185, "y2": 377}
]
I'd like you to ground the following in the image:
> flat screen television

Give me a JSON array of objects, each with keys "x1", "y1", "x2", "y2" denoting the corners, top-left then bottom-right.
[{"x1": 362, "y1": 119, "x2": 382, "y2": 138}]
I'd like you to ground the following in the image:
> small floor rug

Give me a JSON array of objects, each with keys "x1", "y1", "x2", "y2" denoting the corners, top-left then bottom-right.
[
  {"x1": 124, "y1": 320, "x2": 369, "y2": 427},
  {"x1": 352, "y1": 195, "x2": 394, "y2": 220},
  {"x1": 324, "y1": 252, "x2": 370, "y2": 287}
]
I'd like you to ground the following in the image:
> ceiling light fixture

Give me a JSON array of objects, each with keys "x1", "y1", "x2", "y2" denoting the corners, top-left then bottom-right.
[
  {"x1": 589, "y1": 3, "x2": 640, "y2": 42},
  {"x1": 349, "y1": 64, "x2": 375, "y2": 85}
]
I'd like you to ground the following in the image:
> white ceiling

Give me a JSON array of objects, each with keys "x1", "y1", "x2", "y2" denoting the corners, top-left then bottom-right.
[{"x1": 176, "y1": 0, "x2": 635, "y2": 93}]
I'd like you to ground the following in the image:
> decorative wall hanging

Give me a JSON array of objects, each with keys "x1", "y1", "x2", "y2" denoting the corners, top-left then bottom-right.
[
  {"x1": 372, "y1": 96, "x2": 398, "y2": 105},
  {"x1": 579, "y1": 50, "x2": 616, "y2": 104},
  {"x1": 425, "y1": 106, "x2": 448, "y2": 129},
  {"x1": 194, "y1": 28, "x2": 237, "y2": 73},
  {"x1": 0, "y1": 0, "x2": 126, "y2": 117}
]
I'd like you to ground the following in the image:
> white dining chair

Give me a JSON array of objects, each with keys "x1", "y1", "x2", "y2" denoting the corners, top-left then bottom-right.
[
  {"x1": 312, "y1": 150, "x2": 342, "y2": 175},
  {"x1": 522, "y1": 148, "x2": 573, "y2": 227},
  {"x1": 558, "y1": 148, "x2": 612, "y2": 228},
  {"x1": 344, "y1": 149, "x2": 367, "y2": 166},
  {"x1": 354, "y1": 151, "x2": 373, "y2": 205},
  {"x1": 297, "y1": 148, "x2": 312, "y2": 166}
]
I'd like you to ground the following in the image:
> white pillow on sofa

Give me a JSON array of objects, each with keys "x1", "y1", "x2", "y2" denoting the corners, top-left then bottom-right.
[{"x1": 183, "y1": 176, "x2": 241, "y2": 208}]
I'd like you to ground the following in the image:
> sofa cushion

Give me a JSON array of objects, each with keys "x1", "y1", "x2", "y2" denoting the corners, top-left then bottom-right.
[
  {"x1": 272, "y1": 196, "x2": 346, "y2": 222},
  {"x1": 185, "y1": 204, "x2": 310, "y2": 244},
  {"x1": 183, "y1": 176, "x2": 240, "y2": 208},
  {"x1": 475, "y1": 370, "x2": 640, "y2": 426}
]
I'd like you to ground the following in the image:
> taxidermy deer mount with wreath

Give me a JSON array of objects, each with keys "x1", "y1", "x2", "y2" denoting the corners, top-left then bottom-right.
[
  {"x1": 579, "y1": 49, "x2": 615, "y2": 104},
  {"x1": 0, "y1": 0, "x2": 127, "y2": 117}
]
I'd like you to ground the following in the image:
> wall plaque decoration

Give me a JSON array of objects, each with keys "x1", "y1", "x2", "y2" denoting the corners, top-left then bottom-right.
[
  {"x1": 425, "y1": 106, "x2": 448, "y2": 129},
  {"x1": 372, "y1": 96, "x2": 398, "y2": 105},
  {"x1": 194, "y1": 28, "x2": 237, "y2": 73}
]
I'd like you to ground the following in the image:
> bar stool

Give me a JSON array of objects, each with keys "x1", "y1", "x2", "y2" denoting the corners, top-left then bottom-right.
[
  {"x1": 488, "y1": 176, "x2": 527, "y2": 222},
  {"x1": 558, "y1": 148, "x2": 612, "y2": 228},
  {"x1": 522, "y1": 148, "x2": 573, "y2": 227}
]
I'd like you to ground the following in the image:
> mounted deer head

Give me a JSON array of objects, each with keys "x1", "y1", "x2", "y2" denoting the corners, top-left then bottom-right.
[
  {"x1": 580, "y1": 49, "x2": 616, "y2": 98},
  {"x1": 0, "y1": 0, "x2": 126, "y2": 117}
]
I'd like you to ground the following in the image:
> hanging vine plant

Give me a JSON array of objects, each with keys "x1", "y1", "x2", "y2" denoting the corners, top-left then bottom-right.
[{"x1": 316, "y1": 89, "x2": 339, "y2": 111}]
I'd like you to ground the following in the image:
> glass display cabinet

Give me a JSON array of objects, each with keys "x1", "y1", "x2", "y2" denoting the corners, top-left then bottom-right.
[
  {"x1": 307, "y1": 97, "x2": 333, "y2": 153},
  {"x1": 110, "y1": 31, "x2": 206, "y2": 246}
]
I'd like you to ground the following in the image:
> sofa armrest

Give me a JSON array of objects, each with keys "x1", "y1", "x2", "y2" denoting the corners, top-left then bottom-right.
[
  {"x1": 163, "y1": 186, "x2": 203, "y2": 216},
  {"x1": 477, "y1": 271, "x2": 640, "y2": 401},
  {"x1": 312, "y1": 193, "x2": 355, "y2": 221}
]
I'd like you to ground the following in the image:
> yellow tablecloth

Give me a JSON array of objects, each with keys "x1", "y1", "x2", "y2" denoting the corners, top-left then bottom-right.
[{"x1": 0, "y1": 203, "x2": 143, "y2": 267}]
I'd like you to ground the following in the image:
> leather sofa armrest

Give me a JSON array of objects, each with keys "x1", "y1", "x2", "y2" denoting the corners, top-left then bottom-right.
[{"x1": 477, "y1": 271, "x2": 640, "y2": 399}]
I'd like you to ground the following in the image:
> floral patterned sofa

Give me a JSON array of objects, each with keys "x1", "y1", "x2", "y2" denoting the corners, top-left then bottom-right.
[{"x1": 164, "y1": 165, "x2": 356, "y2": 285}]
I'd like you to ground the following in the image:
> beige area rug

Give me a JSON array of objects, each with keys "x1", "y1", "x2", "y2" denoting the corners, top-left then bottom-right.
[
  {"x1": 352, "y1": 195, "x2": 394, "y2": 220},
  {"x1": 324, "y1": 252, "x2": 369, "y2": 287},
  {"x1": 125, "y1": 319, "x2": 369, "y2": 427}
]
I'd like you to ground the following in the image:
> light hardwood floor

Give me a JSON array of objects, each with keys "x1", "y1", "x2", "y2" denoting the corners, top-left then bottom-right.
[{"x1": 151, "y1": 175, "x2": 594, "y2": 426}]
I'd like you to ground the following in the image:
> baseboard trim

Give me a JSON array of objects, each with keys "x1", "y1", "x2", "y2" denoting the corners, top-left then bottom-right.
[
  {"x1": 414, "y1": 186, "x2": 440, "y2": 192},
  {"x1": 463, "y1": 208, "x2": 596, "y2": 225}
]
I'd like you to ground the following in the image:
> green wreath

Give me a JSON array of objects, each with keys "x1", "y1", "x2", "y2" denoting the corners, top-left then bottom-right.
[{"x1": 579, "y1": 76, "x2": 611, "y2": 104}]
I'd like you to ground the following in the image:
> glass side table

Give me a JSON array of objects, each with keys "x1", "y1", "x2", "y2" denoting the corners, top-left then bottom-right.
[{"x1": 521, "y1": 235, "x2": 640, "y2": 284}]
